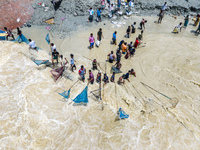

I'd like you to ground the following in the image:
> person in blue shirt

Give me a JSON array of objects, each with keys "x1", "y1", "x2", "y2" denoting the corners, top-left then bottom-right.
[
  {"x1": 97, "y1": 8, "x2": 102, "y2": 22},
  {"x1": 125, "y1": 70, "x2": 131, "y2": 82},
  {"x1": 110, "y1": 72, "x2": 115, "y2": 82},
  {"x1": 112, "y1": 31, "x2": 117, "y2": 45},
  {"x1": 103, "y1": 73, "x2": 109, "y2": 85}
]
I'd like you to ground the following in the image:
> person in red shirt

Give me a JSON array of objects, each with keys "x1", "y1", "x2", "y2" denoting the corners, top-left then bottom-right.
[{"x1": 134, "y1": 38, "x2": 140, "y2": 48}]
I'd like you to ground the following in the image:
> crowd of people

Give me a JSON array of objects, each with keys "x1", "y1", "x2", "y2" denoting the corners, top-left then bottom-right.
[{"x1": 2, "y1": 1, "x2": 200, "y2": 87}]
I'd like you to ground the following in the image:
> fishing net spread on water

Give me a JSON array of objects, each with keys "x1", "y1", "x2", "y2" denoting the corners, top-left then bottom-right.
[
  {"x1": 33, "y1": 60, "x2": 49, "y2": 66},
  {"x1": 14, "y1": 34, "x2": 29, "y2": 44},
  {"x1": 59, "y1": 90, "x2": 70, "y2": 99},
  {"x1": 73, "y1": 86, "x2": 88, "y2": 103},
  {"x1": 50, "y1": 66, "x2": 65, "y2": 81},
  {"x1": 118, "y1": 108, "x2": 129, "y2": 119}
]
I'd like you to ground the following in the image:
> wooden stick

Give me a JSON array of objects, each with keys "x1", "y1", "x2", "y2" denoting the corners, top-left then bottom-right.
[
  {"x1": 48, "y1": 30, "x2": 54, "y2": 38},
  {"x1": 69, "y1": 79, "x2": 79, "y2": 90}
]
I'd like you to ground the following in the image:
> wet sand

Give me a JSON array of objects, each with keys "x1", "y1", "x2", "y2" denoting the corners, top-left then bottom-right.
[{"x1": 0, "y1": 15, "x2": 200, "y2": 149}]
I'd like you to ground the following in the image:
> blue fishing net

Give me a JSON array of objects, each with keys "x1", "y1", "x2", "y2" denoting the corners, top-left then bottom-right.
[
  {"x1": 14, "y1": 34, "x2": 29, "y2": 44},
  {"x1": 59, "y1": 90, "x2": 70, "y2": 99},
  {"x1": 45, "y1": 33, "x2": 50, "y2": 44},
  {"x1": 73, "y1": 86, "x2": 88, "y2": 103},
  {"x1": 0, "y1": 30, "x2": 6, "y2": 40},
  {"x1": 118, "y1": 108, "x2": 129, "y2": 119},
  {"x1": 33, "y1": 60, "x2": 49, "y2": 66},
  {"x1": 112, "y1": 66, "x2": 122, "y2": 74}
]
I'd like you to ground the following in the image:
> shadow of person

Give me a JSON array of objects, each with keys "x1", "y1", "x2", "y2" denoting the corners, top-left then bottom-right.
[{"x1": 51, "y1": 0, "x2": 63, "y2": 11}]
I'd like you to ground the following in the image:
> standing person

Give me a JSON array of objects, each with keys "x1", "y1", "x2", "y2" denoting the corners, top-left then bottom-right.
[
  {"x1": 117, "y1": 0, "x2": 121, "y2": 11},
  {"x1": 28, "y1": 39, "x2": 38, "y2": 51},
  {"x1": 140, "y1": 19, "x2": 147, "y2": 30},
  {"x1": 118, "y1": 74, "x2": 125, "y2": 85},
  {"x1": 173, "y1": 22, "x2": 182, "y2": 33},
  {"x1": 124, "y1": 70, "x2": 131, "y2": 82},
  {"x1": 125, "y1": 49, "x2": 130, "y2": 59},
  {"x1": 88, "y1": 70, "x2": 94, "y2": 84},
  {"x1": 130, "y1": 48, "x2": 135, "y2": 57},
  {"x1": 195, "y1": 22, "x2": 200, "y2": 33},
  {"x1": 59, "y1": 55, "x2": 68, "y2": 67},
  {"x1": 158, "y1": 9, "x2": 164, "y2": 24},
  {"x1": 116, "y1": 49, "x2": 121, "y2": 62},
  {"x1": 122, "y1": 42, "x2": 127, "y2": 54},
  {"x1": 130, "y1": 69, "x2": 136, "y2": 77},
  {"x1": 126, "y1": 26, "x2": 131, "y2": 38},
  {"x1": 134, "y1": 38, "x2": 140, "y2": 48},
  {"x1": 52, "y1": 49, "x2": 59, "y2": 66},
  {"x1": 92, "y1": 59, "x2": 98, "y2": 70},
  {"x1": 112, "y1": 31, "x2": 117, "y2": 45},
  {"x1": 4, "y1": 27, "x2": 15, "y2": 40},
  {"x1": 97, "y1": 8, "x2": 102, "y2": 22},
  {"x1": 107, "y1": 51, "x2": 115, "y2": 63},
  {"x1": 103, "y1": 73, "x2": 109, "y2": 85},
  {"x1": 131, "y1": 22, "x2": 136, "y2": 33},
  {"x1": 184, "y1": 15, "x2": 189, "y2": 28},
  {"x1": 17, "y1": 27, "x2": 22, "y2": 36},
  {"x1": 107, "y1": 0, "x2": 110, "y2": 5},
  {"x1": 128, "y1": 42, "x2": 133, "y2": 51},
  {"x1": 118, "y1": 40, "x2": 124, "y2": 50},
  {"x1": 97, "y1": 28, "x2": 104, "y2": 43},
  {"x1": 162, "y1": 2, "x2": 167, "y2": 12},
  {"x1": 79, "y1": 65, "x2": 86, "y2": 82},
  {"x1": 96, "y1": 72, "x2": 101, "y2": 83},
  {"x1": 89, "y1": 33, "x2": 95, "y2": 50},
  {"x1": 88, "y1": 7, "x2": 94, "y2": 22},
  {"x1": 70, "y1": 54, "x2": 76, "y2": 72},
  {"x1": 138, "y1": 30, "x2": 143, "y2": 43},
  {"x1": 101, "y1": 0, "x2": 105, "y2": 9},
  {"x1": 110, "y1": 72, "x2": 115, "y2": 82},
  {"x1": 51, "y1": 43, "x2": 56, "y2": 52},
  {"x1": 114, "y1": 60, "x2": 122, "y2": 71},
  {"x1": 110, "y1": 4, "x2": 114, "y2": 17}
]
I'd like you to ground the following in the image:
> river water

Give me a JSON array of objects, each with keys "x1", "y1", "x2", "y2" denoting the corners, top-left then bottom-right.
[{"x1": 0, "y1": 16, "x2": 200, "y2": 149}]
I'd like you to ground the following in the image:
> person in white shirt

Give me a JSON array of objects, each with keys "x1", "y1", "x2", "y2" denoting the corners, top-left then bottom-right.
[
  {"x1": 88, "y1": 7, "x2": 94, "y2": 22},
  {"x1": 173, "y1": 22, "x2": 182, "y2": 33},
  {"x1": 59, "y1": 55, "x2": 68, "y2": 67},
  {"x1": 51, "y1": 43, "x2": 56, "y2": 52},
  {"x1": 162, "y1": 2, "x2": 167, "y2": 11},
  {"x1": 28, "y1": 39, "x2": 38, "y2": 52}
]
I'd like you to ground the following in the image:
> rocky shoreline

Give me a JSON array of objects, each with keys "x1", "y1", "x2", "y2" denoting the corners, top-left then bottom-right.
[{"x1": 27, "y1": 0, "x2": 200, "y2": 37}]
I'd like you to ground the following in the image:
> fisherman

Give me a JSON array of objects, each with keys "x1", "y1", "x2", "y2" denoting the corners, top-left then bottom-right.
[
  {"x1": 195, "y1": 22, "x2": 200, "y2": 33},
  {"x1": 118, "y1": 40, "x2": 124, "y2": 50},
  {"x1": 110, "y1": 72, "x2": 115, "y2": 82},
  {"x1": 4, "y1": 27, "x2": 15, "y2": 40},
  {"x1": 125, "y1": 49, "x2": 130, "y2": 59},
  {"x1": 59, "y1": 55, "x2": 68, "y2": 67},
  {"x1": 101, "y1": 0, "x2": 105, "y2": 9},
  {"x1": 158, "y1": 9, "x2": 164, "y2": 24},
  {"x1": 28, "y1": 39, "x2": 38, "y2": 51},
  {"x1": 118, "y1": 74, "x2": 125, "y2": 85},
  {"x1": 17, "y1": 27, "x2": 22, "y2": 36},
  {"x1": 134, "y1": 37, "x2": 140, "y2": 48},
  {"x1": 116, "y1": 49, "x2": 121, "y2": 62},
  {"x1": 184, "y1": 15, "x2": 189, "y2": 28},
  {"x1": 51, "y1": 43, "x2": 56, "y2": 52},
  {"x1": 107, "y1": 51, "x2": 115, "y2": 63},
  {"x1": 92, "y1": 59, "x2": 98, "y2": 70},
  {"x1": 131, "y1": 22, "x2": 136, "y2": 33},
  {"x1": 173, "y1": 22, "x2": 182, "y2": 33},
  {"x1": 130, "y1": 47, "x2": 135, "y2": 57},
  {"x1": 126, "y1": 26, "x2": 131, "y2": 38},
  {"x1": 114, "y1": 60, "x2": 122, "y2": 70},
  {"x1": 89, "y1": 33, "x2": 95, "y2": 50},
  {"x1": 70, "y1": 54, "x2": 76, "y2": 72},
  {"x1": 79, "y1": 65, "x2": 86, "y2": 82},
  {"x1": 103, "y1": 73, "x2": 109, "y2": 85},
  {"x1": 88, "y1": 70, "x2": 94, "y2": 84},
  {"x1": 130, "y1": 69, "x2": 136, "y2": 77},
  {"x1": 122, "y1": 42, "x2": 127, "y2": 54},
  {"x1": 97, "y1": 8, "x2": 102, "y2": 22},
  {"x1": 110, "y1": 4, "x2": 114, "y2": 17},
  {"x1": 124, "y1": 70, "x2": 131, "y2": 82},
  {"x1": 117, "y1": 0, "x2": 121, "y2": 11},
  {"x1": 112, "y1": 31, "x2": 117, "y2": 45},
  {"x1": 52, "y1": 49, "x2": 59, "y2": 66},
  {"x1": 97, "y1": 28, "x2": 104, "y2": 43},
  {"x1": 88, "y1": 7, "x2": 94, "y2": 22},
  {"x1": 138, "y1": 30, "x2": 143, "y2": 43},
  {"x1": 128, "y1": 42, "x2": 133, "y2": 51},
  {"x1": 140, "y1": 19, "x2": 147, "y2": 30},
  {"x1": 96, "y1": 71, "x2": 101, "y2": 83},
  {"x1": 162, "y1": 2, "x2": 167, "y2": 12}
]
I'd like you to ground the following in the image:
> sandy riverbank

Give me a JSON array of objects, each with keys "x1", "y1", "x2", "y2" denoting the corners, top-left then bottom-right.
[{"x1": 0, "y1": 15, "x2": 200, "y2": 149}]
